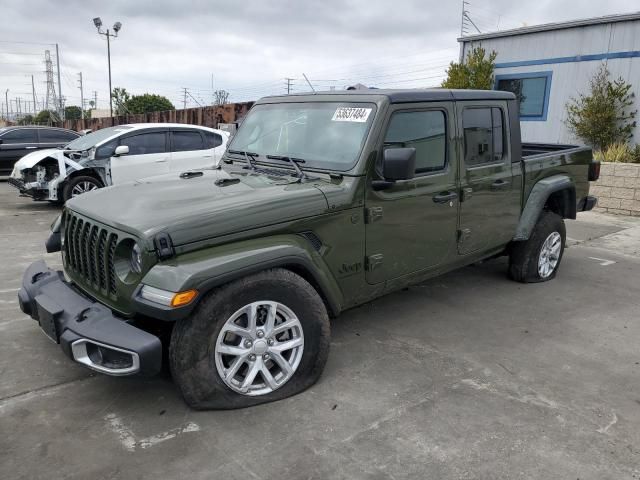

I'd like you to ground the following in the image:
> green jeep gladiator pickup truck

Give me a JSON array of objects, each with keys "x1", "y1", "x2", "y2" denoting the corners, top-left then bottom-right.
[{"x1": 19, "y1": 89, "x2": 599, "y2": 409}]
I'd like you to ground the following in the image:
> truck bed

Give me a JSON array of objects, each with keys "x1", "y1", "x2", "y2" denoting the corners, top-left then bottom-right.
[{"x1": 522, "y1": 143, "x2": 584, "y2": 159}]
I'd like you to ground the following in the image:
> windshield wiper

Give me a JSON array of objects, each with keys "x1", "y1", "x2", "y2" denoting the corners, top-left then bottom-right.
[
  {"x1": 227, "y1": 149, "x2": 259, "y2": 170},
  {"x1": 266, "y1": 155, "x2": 308, "y2": 181}
]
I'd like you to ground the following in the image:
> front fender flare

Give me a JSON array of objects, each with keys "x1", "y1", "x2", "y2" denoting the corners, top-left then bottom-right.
[
  {"x1": 138, "y1": 235, "x2": 343, "y2": 319},
  {"x1": 514, "y1": 175, "x2": 575, "y2": 241}
]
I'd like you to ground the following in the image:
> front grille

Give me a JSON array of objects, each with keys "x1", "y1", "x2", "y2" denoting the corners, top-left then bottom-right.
[{"x1": 64, "y1": 210, "x2": 119, "y2": 296}]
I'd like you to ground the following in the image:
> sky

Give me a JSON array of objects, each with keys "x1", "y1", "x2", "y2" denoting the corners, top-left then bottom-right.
[{"x1": 0, "y1": 0, "x2": 638, "y2": 115}]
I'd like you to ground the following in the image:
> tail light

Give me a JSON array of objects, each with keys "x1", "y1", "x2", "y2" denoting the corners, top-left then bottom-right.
[{"x1": 588, "y1": 161, "x2": 600, "y2": 182}]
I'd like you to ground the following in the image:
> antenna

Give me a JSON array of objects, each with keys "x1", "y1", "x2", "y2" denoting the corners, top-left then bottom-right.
[{"x1": 302, "y1": 73, "x2": 316, "y2": 93}]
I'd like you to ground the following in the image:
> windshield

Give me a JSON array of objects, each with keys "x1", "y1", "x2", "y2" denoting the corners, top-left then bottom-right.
[
  {"x1": 64, "y1": 126, "x2": 133, "y2": 151},
  {"x1": 229, "y1": 102, "x2": 376, "y2": 171}
]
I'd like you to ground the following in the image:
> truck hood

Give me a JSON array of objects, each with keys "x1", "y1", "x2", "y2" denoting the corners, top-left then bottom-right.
[
  {"x1": 13, "y1": 149, "x2": 64, "y2": 171},
  {"x1": 66, "y1": 168, "x2": 330, "y2": 247}
]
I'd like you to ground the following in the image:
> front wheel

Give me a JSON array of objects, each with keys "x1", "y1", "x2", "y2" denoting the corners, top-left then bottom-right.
[
  {"x1": 508, "y1": 211, "x2": 566, "y2": 283},
  {"x1": 169, "y1": 268, "x2": 330, "y2": 409},
  {"x1": 62, "y1": 175, "x2": 101, "y2": 201}
]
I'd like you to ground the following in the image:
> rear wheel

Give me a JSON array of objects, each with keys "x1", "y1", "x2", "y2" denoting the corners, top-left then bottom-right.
[
  {"x1": 62, "y1": 175, "x2": 101, "y2": 201},
  {"x1": 508, "y1": 211, "x2": 566, "y2": 283},
  {"x1": 169, "y1": 268, "x2": 330, "y2": 409}
]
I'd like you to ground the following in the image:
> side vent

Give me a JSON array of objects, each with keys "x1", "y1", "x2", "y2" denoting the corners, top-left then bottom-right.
[{"x1": 299, "y1": 231, "x2": 323, "y2": 252}]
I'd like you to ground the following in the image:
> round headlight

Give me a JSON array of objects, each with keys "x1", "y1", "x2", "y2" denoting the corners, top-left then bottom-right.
[{"x1": 130, "y1": 243, "x2": 142, "y2": 274}]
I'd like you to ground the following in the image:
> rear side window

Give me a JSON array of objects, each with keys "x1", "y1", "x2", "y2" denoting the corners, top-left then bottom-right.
[
  {"x1": 120, "y1": 132, "x2": 166, "y2": 155},
  {"x1": 463, "y1": 107, "x2": 505, "y2": 166},
  {"x1": 39, "y1": 129, "x2": 79, "y2": 143},
  {"x1": 384, "y1": 110, "x2": 447, "y2": 173},
  {"x1": 172, "y1": 131, "x2": 204, "y2": 152},
  {"x1": 204, "y1": 131, "x2": 223, "y2": 149},
  {"x1": 1, "y1": 128, "x2": 37, "y2": 143}
]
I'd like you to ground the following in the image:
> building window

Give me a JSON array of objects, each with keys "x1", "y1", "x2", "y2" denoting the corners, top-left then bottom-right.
[{"x1": 495, "y1": 71, "x2": 552, "y2": 121}]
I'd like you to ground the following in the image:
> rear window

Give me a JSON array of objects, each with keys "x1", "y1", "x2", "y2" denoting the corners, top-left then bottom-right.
[
  {"x1": 39, "y1": 129, "x2": 79, "y2": 143},
  {"x1": 173, "y1": 131, "x2": 204, "y2": 151}
]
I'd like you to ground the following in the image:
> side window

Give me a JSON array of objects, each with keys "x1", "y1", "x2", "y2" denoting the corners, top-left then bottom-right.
[
  {"x1": 1, "y1": 129, "x2": 38, "y2": 144},
  {"x1": 384, "y1": 110, "x2": 446, "y2": 173},
  {"x1": 39, "y1": 129, "x2": 78, "y2": 143},
  {"x1": 463, "y1": 107, "x2": 505, "y2": 166},
  {"x1": 120, "y1": 132, "x2": 166, "y2": 155},
  {"x1": 172, "y1": 131, "x2": 204, "y2": 152},
  {"x1": 95, "y1": 139, "x2": 118, "y2": 159},
  {"x1": 204, "y1": 131, "x2": 223, "y2": 149}
]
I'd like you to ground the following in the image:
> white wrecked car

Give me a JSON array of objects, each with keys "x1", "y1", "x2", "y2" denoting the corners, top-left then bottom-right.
[{"x1": 9, "y1": 123, "x2": 229, "y2": 203}]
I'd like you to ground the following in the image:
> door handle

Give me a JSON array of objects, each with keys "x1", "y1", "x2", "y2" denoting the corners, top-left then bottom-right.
[
  {"x1": 155, "y1": 158, "x2": 168, "y2": 163},
  {"x1": 433, "y1": 191, "x2": 459, "y2": 204},
  {"x1": 491, "y1": 179, "x2": 510, "y2": 190},
  {"x1": 202, "y1": 154, "x2": 212, "y2": 158}
]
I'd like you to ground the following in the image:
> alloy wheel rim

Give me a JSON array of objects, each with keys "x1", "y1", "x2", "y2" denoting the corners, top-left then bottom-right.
[
  {"x1": 214, "y1": 301, "x2": 304, "y2": 396},
  {"x1": 71, "y1": 181, "x2": 98, "y2": 197},
  {"x1": 538, "y1": 231, "x2": 562, "y2": 278}
]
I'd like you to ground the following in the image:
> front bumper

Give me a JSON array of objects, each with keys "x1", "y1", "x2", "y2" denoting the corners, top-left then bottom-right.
[
  {"x1": 7, "y1": 176, "x2": 50, "y2": 201},
  {"x1": 18, "y1": 260, "x2": 162, "y2": 376}
]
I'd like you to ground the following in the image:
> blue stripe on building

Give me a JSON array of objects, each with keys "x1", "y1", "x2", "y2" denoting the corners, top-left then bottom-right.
[{"x1": 495, "y1": 50, "x2": 640, "y2": 69}]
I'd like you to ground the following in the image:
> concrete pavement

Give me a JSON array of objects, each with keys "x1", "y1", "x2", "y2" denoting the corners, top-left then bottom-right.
[{"x1": 1, "y1": 181, "x2": 639, "y2": 480}]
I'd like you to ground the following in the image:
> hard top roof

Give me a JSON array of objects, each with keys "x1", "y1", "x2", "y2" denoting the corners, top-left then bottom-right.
[{"x1": 259, "y1": 88, "x2": 515, "y2": 104}]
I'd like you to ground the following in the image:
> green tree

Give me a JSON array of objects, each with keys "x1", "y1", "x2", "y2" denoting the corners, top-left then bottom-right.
[
  {"x1": 125, "y1": 93, "x2": 175, "y2": 114},
  {"x1": 34, "y1": 110, "x2": 56, "y2": 125},
  {"x1": 565, "y1": 64, "x2": 637, "y2": 150},
  {"x1": 111, "y1": 87, "x2": 131, "y2": 115},
  {"x1": 17, "y1": 114, "x2": 34, "y2": 125},
  {"x1": 441, "y1": 46, "x2": 497, "y2": 90},
  {"x1": 64, "y1": 105, "x2": 82, "y2": 120}
]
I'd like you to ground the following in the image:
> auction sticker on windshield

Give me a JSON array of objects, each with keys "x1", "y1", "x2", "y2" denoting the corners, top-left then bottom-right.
[{"x1": 332, "y1": 107, "x2": 372, "y2": 123}]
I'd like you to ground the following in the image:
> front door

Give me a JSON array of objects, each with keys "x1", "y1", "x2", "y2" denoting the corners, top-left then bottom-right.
[
  {"x1": 365, "y1": 103, "x2": 459, "y2": 285},
  {"x1": 456, "y1": 103, "x2": 520, "y2": 254},
  {"x1": 110, "y1": 131, "x2": 170, "y2": 184}
]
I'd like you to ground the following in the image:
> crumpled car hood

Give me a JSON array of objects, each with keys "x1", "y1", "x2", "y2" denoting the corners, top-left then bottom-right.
[{"x1": 13, "y1": 149, "x2": 65, "y2": 171}]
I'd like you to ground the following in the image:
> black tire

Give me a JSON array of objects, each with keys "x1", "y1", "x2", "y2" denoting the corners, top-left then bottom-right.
[
  {"x1": 62, "y1": 175, "x2": 102, "y2": 202},
  {"x1": 169, "y1": 268, "x2": 331, "y2": 410},
  {"x1": 508, "y1": 211, "x2": 566, "y2": 283}
]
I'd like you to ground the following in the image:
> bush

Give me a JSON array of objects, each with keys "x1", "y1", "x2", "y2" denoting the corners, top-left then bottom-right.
[
  {"x1": 565, "y1": 64, "x2": 637, "y2": 151},
  {"x1": 441, "y1": 47, "x2": 497, "y2": 90},
  {"x1": 593, "y1": 142, "x2": 640, "y2": 163}
]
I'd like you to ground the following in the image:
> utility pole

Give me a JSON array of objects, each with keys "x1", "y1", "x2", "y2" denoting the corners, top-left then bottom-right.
[
  {"x1": 182, "y1": 87, "x2": 188, "y2": 110},
  {"x1": 93, "y1": 91, "x2": 97, "y2": 109},
  {"x1": 77, "y1": 72, "x2": 85, "y2": 113},
  {"x1": 285, "y1": 78, "x2": 294, "y2": 94},
  {"x1": 211, "y1": 74, "x2": 214, "y2": 105},
  {"x1": 4, "y1": 89, "x2": 8, "y2": 120},
  {"x1": 55, "y1": 43, "x2": 64, "y2": 119},
  {"x1": 31, "y1": 76, "x2": 37, "y2": 114}
]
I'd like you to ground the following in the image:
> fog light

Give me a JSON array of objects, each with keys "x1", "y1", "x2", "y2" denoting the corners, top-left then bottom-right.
[{"x1": 71, "y1": 339, "x2": 139, "y2": 375}]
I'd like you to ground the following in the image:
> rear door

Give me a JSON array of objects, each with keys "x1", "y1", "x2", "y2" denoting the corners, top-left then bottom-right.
[
  {"x1": 0, "y1": 128, "x2": 39, "y2": 175},
  {"x1": 169, "y1": 129, "x2": 214, "y2": 172},
  {"x1": 365, "y1": 102, "x2": 459, "y2": 284},
  {"x1": 110, "y1": 130, "x2": 170, "y2": 184},
  {"x1": 456, "y1": 102, "x2": 520, "y2": 254}
]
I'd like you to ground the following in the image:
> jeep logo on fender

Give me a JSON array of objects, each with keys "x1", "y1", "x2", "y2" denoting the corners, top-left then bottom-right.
[{"x1": 338, "y1": 261, "x2": 362, "y2": 277}]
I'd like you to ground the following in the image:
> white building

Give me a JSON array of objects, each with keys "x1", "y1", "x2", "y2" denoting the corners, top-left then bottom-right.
[{"x1": 459, "y1": 12, "x2": 640, "y2": 145}]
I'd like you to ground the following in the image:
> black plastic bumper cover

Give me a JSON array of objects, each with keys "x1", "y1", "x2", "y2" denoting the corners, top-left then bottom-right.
[
  {"x1": 18, "y1": 260, "x2": 162, "y2": 376},
  {"x1": 578, "y1": 195, "x2": 598, "y2": 212}
]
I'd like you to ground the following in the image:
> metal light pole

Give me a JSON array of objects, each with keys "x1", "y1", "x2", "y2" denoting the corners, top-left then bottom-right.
[{"x1": 93, "y1": 17, "x2": 122, "y2": 119}]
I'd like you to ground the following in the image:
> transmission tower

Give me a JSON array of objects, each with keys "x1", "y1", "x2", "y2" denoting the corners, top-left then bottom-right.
[
  {"x1": 44, "y1": 50, "x2": 60, "y2": 120},
  {"x1": 460, "y1": 1, "x2": 481, "y2": 37}
]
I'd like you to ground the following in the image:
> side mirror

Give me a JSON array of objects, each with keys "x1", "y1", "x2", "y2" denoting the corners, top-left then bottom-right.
[
  {"x1": 382, "y1": 147, "x2": 416, "y2": 181},
  {"x1": 114, "y1": 145, "x2": 129, "y2": 156}
]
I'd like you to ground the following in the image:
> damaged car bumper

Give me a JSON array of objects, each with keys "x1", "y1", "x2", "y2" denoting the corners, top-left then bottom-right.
[
  {"x1": 9, "y1": 149, "x2": 83, "y2": 201},
  {"x1": 18, "y1": 260, "x2": 162, "y2": 376}
]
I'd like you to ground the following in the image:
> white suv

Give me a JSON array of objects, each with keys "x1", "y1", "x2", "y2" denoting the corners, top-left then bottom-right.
[{"x1": 10, "y1": 123, "x2": 230, "y2": 202}]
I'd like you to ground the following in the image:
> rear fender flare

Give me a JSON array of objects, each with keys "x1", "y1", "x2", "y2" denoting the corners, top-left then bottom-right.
[
  {"x1": 514, "y1": 175, "x2": 576, "y2": 241},
  {"x1": 139, "y1": 236, "x2": 343, "y2": 318}
]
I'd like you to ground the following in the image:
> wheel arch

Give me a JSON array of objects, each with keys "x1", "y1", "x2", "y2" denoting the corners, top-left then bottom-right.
[
  {"x1": 514, "y1": 175, "x2": 575, "y2": 241},
  {"x1": 138, "y1": 237, "x2": 344, "y2": 319}
]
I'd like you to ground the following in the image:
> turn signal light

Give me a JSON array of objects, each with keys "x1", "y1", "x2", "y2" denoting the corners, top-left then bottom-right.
[{"x1": 171, "y1": 289, "x2": 198, "y2": 307}]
